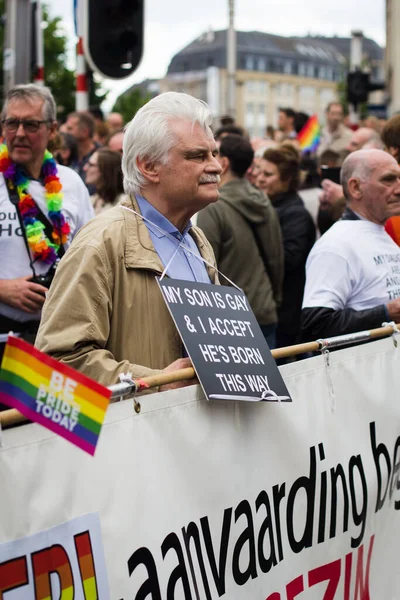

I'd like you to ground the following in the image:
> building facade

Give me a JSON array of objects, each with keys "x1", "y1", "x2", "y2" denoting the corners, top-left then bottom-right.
[{"x1": 160, "y1": 30, "x2": 383, "y2": 135}]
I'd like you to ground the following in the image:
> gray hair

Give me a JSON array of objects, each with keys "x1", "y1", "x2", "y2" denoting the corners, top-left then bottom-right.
[
  {"x1": 121, "y1": 92, "x2": 213, "y2": 196},
  {"x1": 1, "y1": 84, "x2": 57, "y2": 122},
  {"x1": 340, "y1": 150, "x2": 375, "y2": 199}
]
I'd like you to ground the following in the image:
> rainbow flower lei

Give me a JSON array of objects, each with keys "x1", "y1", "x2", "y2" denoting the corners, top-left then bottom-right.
[{"x1": 0, "y1": 144, "x2": 70, "y2": 264}]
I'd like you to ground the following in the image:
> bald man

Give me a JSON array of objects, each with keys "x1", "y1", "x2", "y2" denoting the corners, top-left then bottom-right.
[
  {"x1": 107, "y1": 130, "x2": 124, "y2": 154},
  {"x1": 301, "y1": 149, "x2": 400, "y2": 340},
  {"x1": 346, "y1": 127, "x2": 383, "y2": 153},
  {"x1": 106, "y1": 112, "x2": 124, "y2": 133}
]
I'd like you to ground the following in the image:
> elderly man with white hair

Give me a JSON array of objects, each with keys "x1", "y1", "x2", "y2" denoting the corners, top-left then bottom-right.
[
  {"x1": 36, "y1": 92, "x2": 222, "y2": 390},
  {"x1": 301, "y1": 149, "x2": 400, "y2": 341}
]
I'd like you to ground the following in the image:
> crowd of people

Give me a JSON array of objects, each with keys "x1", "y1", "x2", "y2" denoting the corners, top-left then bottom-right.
[{"x1": 1, "y1": 83, "x2": 400, "y2": 398}]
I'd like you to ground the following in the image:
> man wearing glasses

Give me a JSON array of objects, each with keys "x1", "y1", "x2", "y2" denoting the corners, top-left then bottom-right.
[{"x1": 0, "y1": 84, "x2": 94, "y2": 368}]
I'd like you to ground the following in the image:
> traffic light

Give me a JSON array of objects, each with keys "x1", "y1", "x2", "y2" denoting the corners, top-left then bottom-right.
[
  {"x1": 84, "y1": 0, "x2": 144, "y2": 79},
  {"x1": 347, "y1": 70, "x2": 385, "y2": 108}
]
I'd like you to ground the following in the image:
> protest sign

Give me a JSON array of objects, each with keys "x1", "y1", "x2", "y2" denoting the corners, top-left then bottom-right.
[
  {"x1": 158, "y1": 279, "x2": 291, "y2": 402},
  {"x1": 0, "y1": 514, "x2": 109, "y2": 599},
  {"x1": 0, "y1": 339, "x2": 400, "y2": 598},
  {"x1": 0, "y1": 335, "x2": 111, "y2": 455}
]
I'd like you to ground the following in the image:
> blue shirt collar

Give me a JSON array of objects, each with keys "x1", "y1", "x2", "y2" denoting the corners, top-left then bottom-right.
[{"x1": 136, "y1": 194, "x2": 192, "y2": 239}]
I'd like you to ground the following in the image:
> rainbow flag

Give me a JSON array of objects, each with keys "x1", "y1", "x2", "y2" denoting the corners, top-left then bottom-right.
[
  {"x1": 297, "y1": 114, "x2": 321, "y2": 153},
  {"x1": 386, "y1": 216, "x2": 400, "y2": 246},
  {"x1": 0, "y1": 335, "x2": 111, "y2": 456}
]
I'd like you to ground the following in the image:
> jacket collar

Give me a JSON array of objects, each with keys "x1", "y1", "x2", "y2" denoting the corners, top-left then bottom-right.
[
  {"x1": 119, "y1": 195, "x2": 217, "y2": 282},
  {"x1": 341, "y1": 207, "x2": 360, "y2": 221}
]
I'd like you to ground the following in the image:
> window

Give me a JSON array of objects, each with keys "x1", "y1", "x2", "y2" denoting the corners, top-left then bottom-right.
[
  {"x1": 283, "y1": 61, "x2": 292, "y2": 74},
  {"x1": 306, "y1": 63, "x2": 315, "y2": 78},
  {"x1": 246, "y1": 55, "x2": 255, "y2": 70},
  {"x1": 298, "y1": 62, "x2": 306, "y2": 76},
  {"x1": 257, "y1": 57, "x2": 266, "y2": 71},
  {"x1": 299, "y1": 85, "x2": 317, "y2": 113},
  {"x1": 320, "y1": 88, "x2": 336, "y2": 105},
  {"x1": 373, "y1": 65, "x2": 384, "y2": 80},
  {"x1": 246, "y1": 80, "x2": 256, "y2": 94},
  {"x1": 280, "y1": 83, "x2": 294, "y2": 97},
  {"x1": 299, "y1": 85, "x2": 315, "y2": 99},
  {"x1": 319, "y1": 66, "x2": 326, "y2": 79},
  {"x1": 245, "y1": 102, "x2": 255, "y2": 132},
  {"x1": 325, "y1": 67, "x2": 333, "y2": 81},
  {"x1": 259, "y1": 80, "x2": 268, "y2": 95},
  {"x1": 270, "y1": 60, "x2": 279, "y2": 73}
]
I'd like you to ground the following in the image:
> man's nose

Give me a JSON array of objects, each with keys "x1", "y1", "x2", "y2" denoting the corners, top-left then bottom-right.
[
  {"x1": 209, "y1": 154, "x2": 222, "y2": 173},
  {"x1": 15, "y1": 122, "x2": 25, "y2": 136}
]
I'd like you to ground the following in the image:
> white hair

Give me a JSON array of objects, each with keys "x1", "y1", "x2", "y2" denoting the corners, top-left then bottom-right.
[
  {"x1": 340, "y1": 149, "x2": 388, "y2": 199},
  {"x1": 122, "y1": 92, "x2": 213, "y2": 195}
]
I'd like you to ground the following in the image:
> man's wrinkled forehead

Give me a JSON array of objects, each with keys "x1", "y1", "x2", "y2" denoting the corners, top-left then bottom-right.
[
  {"x1": 5, "y1": 97, "x2": 45, "y2": 118},
  {"x1": 370, "y1": 157, "x2": 400, "y2": 180},
  {"x1": 169, "y1": 118, "x2": 214, "y2": 144}
]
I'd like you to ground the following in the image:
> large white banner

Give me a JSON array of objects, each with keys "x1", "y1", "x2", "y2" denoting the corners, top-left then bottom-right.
[{"x1": 0, "y1": 337, "x2": 400, "y2": 599}]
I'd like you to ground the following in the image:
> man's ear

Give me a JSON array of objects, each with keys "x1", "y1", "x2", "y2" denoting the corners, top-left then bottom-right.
[
  {"x1": 220, "y1": 156, "x2": 230, "y2": 175},
  {"x1": 136, "y1": 156, "x2": 160, "y2": 185},
  {"x1": 347, "y1": 177, "x2": 362, "y2": 200}
]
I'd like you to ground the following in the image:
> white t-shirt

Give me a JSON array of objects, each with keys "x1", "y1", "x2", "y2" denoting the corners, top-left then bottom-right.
[
  {"x1": 0, "y1": 165, "x2": 95, "y2": 322},
  {"x1": 302, "y1": 220, "x2": 400, "y2": 311}
]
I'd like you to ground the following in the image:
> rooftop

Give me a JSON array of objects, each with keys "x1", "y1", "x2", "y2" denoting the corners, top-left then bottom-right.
[{"x1": 167, "y1": 29, "x2": 383, "y2": 74}]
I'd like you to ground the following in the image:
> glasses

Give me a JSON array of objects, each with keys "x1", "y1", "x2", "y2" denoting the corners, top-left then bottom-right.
[{"x1": 1, "y1": 118, "x2": 51, "y2": 133}]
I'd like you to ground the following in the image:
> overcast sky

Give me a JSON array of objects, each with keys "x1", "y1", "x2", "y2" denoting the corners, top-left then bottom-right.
[{"x1": 48, "y1": 0, "x2": 385, "y2": 111}]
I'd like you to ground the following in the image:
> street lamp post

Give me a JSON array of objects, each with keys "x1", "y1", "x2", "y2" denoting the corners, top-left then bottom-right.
[
  {"x1": 227, "y1": 0, "x2": 236, "y2": 119},
  {"x1": 349, "y1": 30, "x2": 363, "y2": 124},
  {"x1": 3, "y1": 0, "x2": 32, "y2": 93}
]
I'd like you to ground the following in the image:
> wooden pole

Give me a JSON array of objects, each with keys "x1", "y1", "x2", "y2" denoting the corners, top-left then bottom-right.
[
  {"x1": 138, "y1": 367, "x2": 195, "y2": 389},
  {"x1": 1, "y1": 323, "x2": 399, "y2": 428}
]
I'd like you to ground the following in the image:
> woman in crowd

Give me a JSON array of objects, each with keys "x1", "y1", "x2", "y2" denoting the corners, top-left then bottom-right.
[
  {"x1": 257, "y1": 145, "x2": 316, "y2": 353},
  {"x1": 83, "y1": 147, "x2": 125, "y2": 214}
]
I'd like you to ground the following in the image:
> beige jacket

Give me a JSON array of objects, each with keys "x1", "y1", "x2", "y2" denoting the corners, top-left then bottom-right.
[
  {"x1": 36, "y1": 196, "x2": 218, "y2": 387},
  {"x1": 317, "y1": 123, "x2": 353, "y2": 162}
]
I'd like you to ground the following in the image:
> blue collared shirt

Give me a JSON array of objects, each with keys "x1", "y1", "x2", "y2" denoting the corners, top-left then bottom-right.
[{"x1": 136, "y1": 195, "x2": 211, "y2": 284}]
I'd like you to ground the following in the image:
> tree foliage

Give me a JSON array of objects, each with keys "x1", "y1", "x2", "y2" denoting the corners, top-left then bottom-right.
[
  {"x1": 112, "y1": 88, "x2": 151, "y2": 124},
  {"x1": 0, "y1": 1, "x2": 107, "y2": 120}
]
